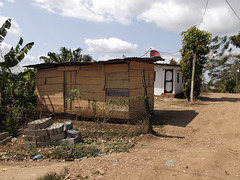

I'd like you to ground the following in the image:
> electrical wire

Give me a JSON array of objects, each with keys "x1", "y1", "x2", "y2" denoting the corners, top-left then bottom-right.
[
  {"x1": 225, "y1": 0, "x2": 240, "y2": 22},
  {"x1": 198, "y1": 0, "x2": 209, "y2": 28}
]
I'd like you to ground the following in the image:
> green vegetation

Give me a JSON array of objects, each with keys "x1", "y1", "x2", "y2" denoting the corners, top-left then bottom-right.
[
  {"x1": 37, "y1": 168, "x2": 69, "y2": 180},
  {"x1": 0, "y1": 18, "x2": 35, "y2": 135},
  {"x1": 40, "y1": 47, "x2": 93, "y2": 63},
  {"x1": 180, "y1": 26, "x2": 211, "y2": 100},
  {"x1": 206, "y1": 33, "x2": 240, "y2": 93}
]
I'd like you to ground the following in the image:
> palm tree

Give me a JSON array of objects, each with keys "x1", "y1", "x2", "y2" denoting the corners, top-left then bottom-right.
[{"x1": 40, "y1": 47, "x2": 94, "y2": 63}]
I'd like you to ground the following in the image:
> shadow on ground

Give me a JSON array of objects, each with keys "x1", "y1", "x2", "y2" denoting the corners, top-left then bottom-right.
[
  {"x1": 151, "y1": 110, "x2": 198, "y2": 127},
  {"x1": 199, "y1": 96, "x2": 240, "y2": 102}
]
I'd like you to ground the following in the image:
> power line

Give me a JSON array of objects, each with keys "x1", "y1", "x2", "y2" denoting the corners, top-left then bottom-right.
[
  {"x1": 198, "y1": 0, "x2": 209, "y2": 28},
  {"x1": 225, "y1": 0, "x2": 240, "y2": 22}
]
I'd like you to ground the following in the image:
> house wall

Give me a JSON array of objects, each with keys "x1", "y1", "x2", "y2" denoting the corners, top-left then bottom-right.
[
  {"x1": 129, "y1": 61, "x2": 154, "y2": 119},
  {"x1": 154, "y1": 65, "x2": 183, "y2": 96},
  {"x1": 36, "y1": 67, "x2": 64, "y2": 113},
  {"x1": 36, "y1": 61, "x2": 155, "y2": 120}
]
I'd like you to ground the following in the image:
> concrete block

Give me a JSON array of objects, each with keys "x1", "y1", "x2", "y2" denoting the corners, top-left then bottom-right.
[
  {"x1": 50, "y1": 132, "x2": 65, "y2": 141},
  {"x1": 28, "y1": 117, "x2": 53, "y2": 130},
  {"x1": 66, "y1": 129, "x2": 81, "y2": 139},
  {"x1": 0, "y1": 132, "x2": 9, "y2": 141},
  {"x1": 47, "y1": 123, "x2": 64, "y2": 135},
  {"x1": 0, "y1": 136, "x2": 12, "y2": 145},
  {"x1": 63, "y1": 121, "x2": 73, "y2": 131},
  {"x1": 24, "y1": 129, "x2": 48, "y2": 136},
  {"x1": 60, "y1": 136, "x2": 82, "y2": 145}
]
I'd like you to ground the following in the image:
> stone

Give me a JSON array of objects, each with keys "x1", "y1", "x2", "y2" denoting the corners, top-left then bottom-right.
[{"x1": 165, "y1": 160, "x2": 177, "y2": 168}]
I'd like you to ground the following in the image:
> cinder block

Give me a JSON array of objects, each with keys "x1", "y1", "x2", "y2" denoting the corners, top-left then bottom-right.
[
  {"x1": 50, "y1": 132, "x2": 65, "y2": 141},
  {"x1": 66, "y1": 129, "x2": 81, "y2": 139},
  {"x1": 47, "y1": 123, "x2": 64, "y2": 135},
  {"x1": 63, "y1": 121, "x2": 73, "y2": 131},
  {"x1": 28, "y1": 117, "x2": 53, "y2": 130},
  {"x1": 60, "y1": 136, "x2": 82, "y2": 145},
  {"x1": 0, "y1": 132, "x2": 9, "y2": 141},
  {"x1": 0, "y1": 136, "x2": 12, "y2": 145},
  {"x1": 24, "y1": 129, "x2": 48, "y2": 136}
]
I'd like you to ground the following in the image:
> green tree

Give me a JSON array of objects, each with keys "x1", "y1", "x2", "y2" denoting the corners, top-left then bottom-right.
[
  {"x1": 0, "y1": 19, "x2": 35, "y2": 134},
  {"x1": 180, "y1": 26, "x2": 211, "y2": 100},
  {"x1": 206, "y1": 33, "x2": 240, "y2": 93},
  {"x1": 40, "y1": 47, "x2": 93, "y2": 63}
]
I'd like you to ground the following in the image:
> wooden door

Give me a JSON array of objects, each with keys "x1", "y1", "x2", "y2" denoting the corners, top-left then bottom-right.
[
  {"x1": 164, "y1": 69, "x2": 173, "y2": 93},
  {"x1": 64, "y1": 70, "x2": 76, "y2": 112}
]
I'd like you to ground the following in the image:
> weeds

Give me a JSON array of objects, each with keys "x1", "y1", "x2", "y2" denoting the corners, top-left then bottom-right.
[{"x1": 37, "y1": 168, "x2": 69, "y2": 180}]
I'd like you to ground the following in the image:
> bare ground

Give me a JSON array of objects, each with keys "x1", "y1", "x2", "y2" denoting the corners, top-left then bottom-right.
[{"x1": 1, "y1": 93, "x2": 240, "y2": 180}]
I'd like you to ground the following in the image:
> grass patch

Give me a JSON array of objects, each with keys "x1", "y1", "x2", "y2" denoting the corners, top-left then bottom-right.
[{"x1": 37, "y1": 168, "x2": 69, "y2": 180}]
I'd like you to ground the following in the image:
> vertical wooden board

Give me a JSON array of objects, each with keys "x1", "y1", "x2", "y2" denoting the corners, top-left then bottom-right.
[
  {"x1": 102, "y1": 63, "x2": 106, "y2": 102},
  {"x1": 106, "y1": 63, "x2": 128, "y2": 72}
]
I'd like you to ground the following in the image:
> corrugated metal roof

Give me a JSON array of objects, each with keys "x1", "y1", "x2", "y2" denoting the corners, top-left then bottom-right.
[{"x1": 25, "y1": 56, "x2": 164, "y2": 69}]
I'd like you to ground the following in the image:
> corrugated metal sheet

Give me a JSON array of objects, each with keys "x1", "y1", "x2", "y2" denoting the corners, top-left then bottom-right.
[{"x1": 26, "y1": 57, "x2": 164, "y2": 70}]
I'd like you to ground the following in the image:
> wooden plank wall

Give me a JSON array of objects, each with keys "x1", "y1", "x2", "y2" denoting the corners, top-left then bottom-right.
[
  {"x1": 36, "y1": 67, "x2": 64, "y2": 113},
  {"x1": 104, "y1": 63, "x2": 130, "y2": 119},
  {"x1": 129, "y1": 61, "x2": 155, "y2": 119}
]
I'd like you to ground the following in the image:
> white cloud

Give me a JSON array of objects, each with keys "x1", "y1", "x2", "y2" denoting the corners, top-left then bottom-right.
[
  {"x1": 0, "y1": 16, "x2": 21, "y2": 35},
  {"x1": 0, "y1": 2, "x2": 3, "y2": 7},
  {"x1": 0, "y1": 42, "x2": 12, "y2": 56},
  {"x1": 85, "y1": 37, "x2": 138, "y2": 54},
  {"x1": 33, "y1": 0, "x2": 240, "y2": 35},
  {"x1": 7, "y1": 0, "x2": 14, "y2": 3}
]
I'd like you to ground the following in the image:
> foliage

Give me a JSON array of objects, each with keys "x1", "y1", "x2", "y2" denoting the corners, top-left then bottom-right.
[
  {"x1": 37, "y1": 168, "x2": 69, "y2": 180},
  {"x1": 180, "y1": 26, "x2": 211, "y2": 100},
  {"x1": 206, "y1": 33, "x2": 240, "y2": 93},
  {"x1": 40, "y1": 47, "x2": 94, "y2": 63},
  {"x1": 0, "y1": 18, "x2": 35, "y2": 135}
]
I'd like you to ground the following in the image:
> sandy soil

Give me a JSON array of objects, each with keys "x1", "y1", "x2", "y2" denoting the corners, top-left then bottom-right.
[{"x1": 1, "y1": 93, "x2": 240, "y2": 180}]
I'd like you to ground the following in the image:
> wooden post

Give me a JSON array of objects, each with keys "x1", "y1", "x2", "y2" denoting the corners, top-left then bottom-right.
[
  {"x1": 190, "y1": 53, "x2": 196, "y2": 104},
  {"x1": 141, "y1": 69, "x2": 150, "y2": 114},
  {"x1": 141, "y1": 69, "x2": 152, "y2": 133}
]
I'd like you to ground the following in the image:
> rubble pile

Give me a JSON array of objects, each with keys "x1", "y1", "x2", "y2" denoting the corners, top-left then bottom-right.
[{"x1": 23, "y1": 117, "x2": 82, "y2": 147}]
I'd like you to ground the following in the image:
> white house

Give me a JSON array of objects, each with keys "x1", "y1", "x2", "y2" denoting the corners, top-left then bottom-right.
[{"x1": 154, "y1": 63, "x2": 183, "y2": 97}]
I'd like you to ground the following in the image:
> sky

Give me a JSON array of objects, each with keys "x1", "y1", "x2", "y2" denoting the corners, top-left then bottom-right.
[{"x1": 0, "y1": 0, "x2": 240, "y2": 71}]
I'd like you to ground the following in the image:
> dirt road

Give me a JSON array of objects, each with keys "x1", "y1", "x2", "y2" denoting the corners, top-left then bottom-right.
[{"x1": 1, "y1": 93, "x2": 240, "y2": 179}]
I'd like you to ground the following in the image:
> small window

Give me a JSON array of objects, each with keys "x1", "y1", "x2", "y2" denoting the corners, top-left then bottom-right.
[{"x1": 177, "y1": 73, "x2": 180, "y2": 83}]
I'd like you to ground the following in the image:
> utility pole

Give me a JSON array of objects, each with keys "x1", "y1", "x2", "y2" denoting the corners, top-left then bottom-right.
[{"x1": 190, "y1": 53, "x2": 196, "y2": 104}]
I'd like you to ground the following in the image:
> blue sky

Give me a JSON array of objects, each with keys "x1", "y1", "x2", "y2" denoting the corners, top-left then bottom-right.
[{"x1": 0, "y1": 0, "x2": 240, "y2": 70}]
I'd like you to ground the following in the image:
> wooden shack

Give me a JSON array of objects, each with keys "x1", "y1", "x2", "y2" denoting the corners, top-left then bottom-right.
[{"x1": 28, "y1": 57, "x2": 163, "y2": 120}]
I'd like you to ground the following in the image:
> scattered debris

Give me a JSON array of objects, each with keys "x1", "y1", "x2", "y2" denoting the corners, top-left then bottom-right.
[{"x1": 32, "y1": 155, "x2": 45, "y2": 160}]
